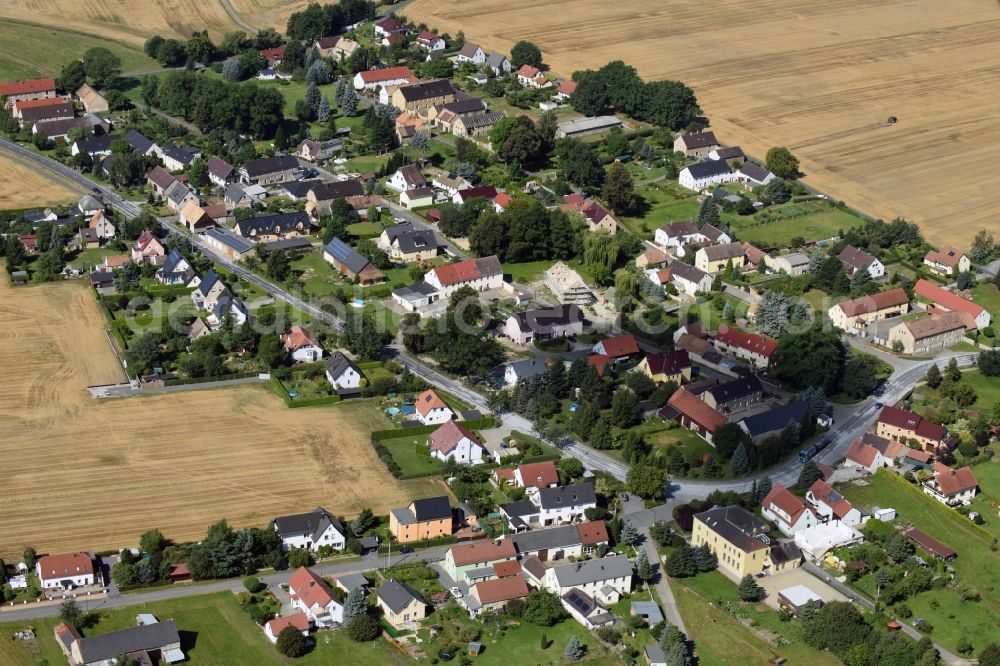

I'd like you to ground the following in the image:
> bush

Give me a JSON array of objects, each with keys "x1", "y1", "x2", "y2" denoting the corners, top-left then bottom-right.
[
  {"x1": 276, "y1": 624, "x2": 309, "y2": 657},
  {"x1": 244, "y1": 576, "x2": 261, "y2": 593},
  {"x1": 347, "y1": 614, "x2": 380, "y2": 642}
]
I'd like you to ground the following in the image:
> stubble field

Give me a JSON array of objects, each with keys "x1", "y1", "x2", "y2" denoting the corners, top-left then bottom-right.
[
  {"x1": 0, "y1": 153, "x2": 78, "y2": 209},
  {"x1": 0, "y1": 277, "x2": 444, "y2": 559},
  {"x1": 406, "y1": 0, "x2": 1000, "y2": 247}
]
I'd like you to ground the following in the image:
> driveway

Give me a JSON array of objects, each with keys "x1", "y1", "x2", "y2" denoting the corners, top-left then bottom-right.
[{"x1": 755, "y1": 568, "x2": 849, "y2": 612}]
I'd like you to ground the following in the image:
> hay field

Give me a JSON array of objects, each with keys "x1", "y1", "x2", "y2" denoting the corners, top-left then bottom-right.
[
  {"x1": 0, "y1": 1, "x2": 243, "y2": 47},
  {"x1": 406, "y1": 0, "x2": 1000, "y2": 247},
  {"x1": 0, "y1": 153, "x2": 79, "y2": 209},
  {"x1": 0, "y1": 277, "x2": 445, "y2": 559}
]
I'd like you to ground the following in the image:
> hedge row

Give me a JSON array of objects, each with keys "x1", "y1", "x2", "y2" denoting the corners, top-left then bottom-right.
[
  {"x1": 370, "y1": 417, "x2": 498, "y2": 441},
  {"x1": 163, "y1": 371, "x2": 260, "y2": 387}
]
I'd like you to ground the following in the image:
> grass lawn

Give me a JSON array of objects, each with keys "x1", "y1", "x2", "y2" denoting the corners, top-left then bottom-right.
[
  {"x1": 0, "y1": 20, "x2": 156, "y2": 81},
  {"x1": 379, "y1": 434, "x2": 446, "y2": 478},
  {"x1": 969, "y1": 443, "x2": 1000, "y2": 541},
  {"x1": 733, "y1": 205, "x2": 864, "y2": 248},
  {"x1": 675, "y1": 572, "x2": 843, "y2": 666},
  {"x1": 0, "y1": 591, "x2": 410, "y2": 665},
  {"x1": 502, "y1": 258, "x2": 586, "y2": 284},
  {"x1": 620, "y1": 188, "x2": 701, "y2": 240},
  {"x1": 292, "y1": 250, "x2": 347, "y2": 299},
  {"x1": 972, "y1": 282, "x2": 1000, "y2": 322},
  {"x1": 837, "y1": 470, "x2": 1000, "y2": 652},
  {"x1": 909, "y1": 370, "x2": 1000, "y2": 417},
  {"x1": 346, "y1": 221, "x2": 385, "y2": 239},
  {"x1": 70, "y1": 247, "x2": 126, "y2": 269}
]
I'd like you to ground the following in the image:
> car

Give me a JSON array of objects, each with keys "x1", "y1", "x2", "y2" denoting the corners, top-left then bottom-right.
[
  {"x1": 400, "y1": 546, "x2": 414, "y2": 554},
  {"x1": 92, "y1": 187, "x2": 101, "y2": 194},
  {"x1": 874, "y1": 401, "x2": 884, "y2": 409},
  {"x1": 449, "y1": 586, "x2": 463, "y2": 599}
]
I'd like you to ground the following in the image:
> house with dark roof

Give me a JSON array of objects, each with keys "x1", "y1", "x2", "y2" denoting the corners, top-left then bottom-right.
[
  {"x1": 875, "y1": 405, "x2": 952, "y2": 453},
  {"x1": 156, "y1": 249, "x2": 199, "y2": 287},
  {"x1": 838, "y1": 245, "x2": 885, "y2": 279},
  {"x1": 543, "y1": 554, "x2": 632, "y2": 600},
  {"x1": 273, "y1": 507, "x2": 346, "y2": 551},
  {"x1": 390, "y1": 79, "x2": 458, "y2": 112},
  {"x1": 673, "y1": 131, "x2": 720, "y2": 157},
  {"x1": 504, "y1": 305, "x2": 584, "y2": 345},
  {"x1": 560, "y1": 588, "x2": 616, "y2": 629},
  {"x1": 702, "y1": 375, "x2": 764, "y2": 413},
  {"x1": 387, "y1": 164, "x2": 427, "y2": 192},
  {"x1": 70, "y1": 134, "x2": 115, "y2": 158},
  {"x1": 378, "y1": 222, "x2": 441, "y2": 262},
  {"x1": 692, "y1": 505, "x2": 785, "y2": 577},
  {"x1": 429, "y1": 420, "x2": 485, "y2": 464},
  {"x1": 679, "y1": 160, "x2": 735, "y2": 191},
  {"x1": 323, "y1": 237, "x2": 384, "y2": 285},
  {"x1": 654, "y1": 219, "x2": 705, "y2": 249},
  {"x1": 235, "y1": 211, "x2": 310, "y2": 241},
  {"x1": 207, "y1": 156, "x2": 237, "y2": 187},
  {"x1": 305, "y1": 178, "x2": 366, "y2": 220},
  {"x1": 736, "y1": 162, "x2": 776, "y2": 188},
  {"x1": 453, "y1": 185, "x2": 498, "y2": 206},
  {"x1": 377, "y1": 578, "x2": 426, "y2": 630},
  {"x1": 389, "y1": 496, "x2": 453, "y2": 543},
  {"x1": 158, "y1": 144, "x2": 201, "y2": 172},
  {"x1": 738, "y1": 400, "x2": 809, "y2": 443},
  {"x1": 239, "y1": 154, "x2": 299, "y2": 185},
  {"x1": 695, "y1": 241, "x2": 746, "y2": 274},
  {"x1": 324, "y1": 351, "x2": 363, "y2": 393},
  {"x1": 638, "y1": 350, "x2": 691, "y2": 384},
  {"x1": 505, "y1": 522, "x2": 608, "y2": 560},
  {"x1": 528, "y1": 482, "x2": 597, "y2": 526},
  {"x1": 56, "y1": 618, "x2": 183, "y2": 666},
  {"x1": 203, "y1": 227, "x2": 256, "y2": 261}
]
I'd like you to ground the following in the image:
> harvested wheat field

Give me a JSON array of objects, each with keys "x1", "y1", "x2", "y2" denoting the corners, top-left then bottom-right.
[
  {"x1": 0, "y1": 153, "x2": 79, "y2": 209},
  {"x1": 407, "y1": 0, "x2": 1000, "y2": 247},
  {"x1": 0, "y1": 277, "x2": 445, "y2": 559},
  {"x1": 0, "y1": 1, "x2": 243, "y2": 47}
]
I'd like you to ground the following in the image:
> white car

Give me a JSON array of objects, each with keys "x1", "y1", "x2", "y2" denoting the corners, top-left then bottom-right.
[{"x1": 450, "y1": 586, "x2": 463, "y2": 599}]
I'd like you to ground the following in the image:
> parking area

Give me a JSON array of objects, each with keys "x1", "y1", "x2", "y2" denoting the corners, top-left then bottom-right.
[{"x1": 757, "y1": 567, "x2": 850, "y2": 611}]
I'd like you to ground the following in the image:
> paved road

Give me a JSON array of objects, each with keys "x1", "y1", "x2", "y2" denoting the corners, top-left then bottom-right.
[{"x1": 0, "y1": 545, "x2": 453, "y2": 623}]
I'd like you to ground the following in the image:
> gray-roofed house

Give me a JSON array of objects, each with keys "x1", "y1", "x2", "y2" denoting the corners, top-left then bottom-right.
[
  {"x1": 163, "y1": 180, "x2": 196, "y2": 212},
  {"x1": 146, "y1": 166, "x2": 176, "y2": 196},
  {"x1": 387, "y1": 164, "x2": 428, "y2": 192},
  {"x1": 324, "y1": 351, "x2": 363, "y2": 394},
  {"x1": 306, "y1": 179, "x2": 366, "y2": 220},
  {"x1": 272, "y1": 506, "x2": 346, "y2": 551},
  {"x1": 208, "y1": 293, "x2": 249, "y2": 329},
  {"x1": 203, "y1": 227, "x2": 256, "y2": 261},
  {"x1": 645, "y1": 644, "x2": 667, "y2": 666},
  {"x1": 235, "y1": 211, "x2": 310, "y2": 241},
  {"x1": 503, "y1": 358, "x2": 547, "y2": 387},
  {"x1": 632, "y1": 601, "x2": 664, "y2": 626},
  {"x1": 702, "y1": 375, "x2": 764, "y2": 412},
  {"x1": 240, "y1": 154, "x2": 300, "y2": 185},
  {"x1": 377, "y1": 578, "x2": 426, "y2": 629},
  {"x1": 390, "y1": 496, "x2": 454, "y2": 543},
  {"x1": 695, "y1": 241, "x2": 746, "y2": 274},
  {"x1": 159, "y1": 145, "x2": 201, "y2": 172},
  {"x1": 485, "y1": 51, "x2": 512, "y2": 76},
  {"x1": 126, "y1": 129, "x2": 157, "y2": 156},
  {"x1": 58, "y1": 618, "x2": 184, "y2": 666},
  {"x1": 738, "y1": 401, "x2": 810, "y2": 443},
  {"x1": 504, "y1": 304, "x2": 585, "y2": 345},
  {"x1": 335, "y1": 573, "x2": 370, "y2": 594},
  {"x1": 451, "y1": 111, "x2": 506, "y2": 138},
  {"x1": 297, "y1": 138, "x2": 342, "y2": 162},
  {"x1": 71, "y1": 134, "x2": 115, "y2": 158},
  {"x1": 390, "y1": 281, "x2": 441, "y2": 313},
  {"x1": 77, "y1": 195, "x2": 103, "y2": 217},
  {"x1": 544, "y1": 554, "x2": 633, "y2": 598},
  {"x1": 378, "y1": 223, "x2": 441, "y2": 261},
  {"x1": 323, "y1": 237, "x2": 384, "y2": 285},
  {"x1": 224, "y1": 184, "x2": 250, "y2": 209},
  {"x1": 156, "y1": 249, "x2": 199, "y2": 287},
  {"x1": 560, "y1": 587, "x2": 616, "y2": 629},
  {"x1": 673, "y1": 131, "x2": 721, "y2": 157},
  {"x1": 737, "y1": 162, "x2": 777, "y2": 188},
  {"x1": 190, "y1": 268, "x2": 228, "y2": 309},
  {"x1": 679, "y1": 159, "x2": 736, "y2": 191},
  {"x1": 529, "y1": 482, "x2": 597, "y2": 526},
  {"x1": 389, "y1": 79, "x2": 458, "y2": 113},
  {"x1": 207, "y1": 156, "x2": 237, "y2": 187}
]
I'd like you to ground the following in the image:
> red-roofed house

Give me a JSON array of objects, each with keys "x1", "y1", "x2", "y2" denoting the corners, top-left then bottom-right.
[
  {"x1": 844, "y1": 439, "x2": 889, "y2": 474},
  {"x1": 260, "y1": 46, "x2": 284, "y2": 66},
  {"x1": 876, "y1": 405, "x2": 952, "y2": 453},
  {"x1": 514, "y1": 460, "x2": 560, "y2": 494},
  {"x1": 712, "y1": 328, "x2": 777, "y2": 369},
  {"x1": 424, "y1": 255, "x2": 503, "y2": 296},
  {"x1": 592, "y1": 334, "x2": 639, "y2": 361},
  {"x1": 761, "y1": 483, "x2": 818, "y2": 535},
  {"x1": 576, "y1": 520, "x2": 610, "y2": 553},
  {"x1": 665, "y1": 388, "x2": 726, "y2": 443},
  {"x1": 493, "y1": 192, "x2": 513, "y2": 212},
  {"x1": 416, "y1": 30, "x2": 445, "y2": 51},
  {"x1": 923, "y1": 464, "x2": 978, "y2": 506},
  {"x1": 414, "y1": 388, "x2": 454, "y2": 425},
  {"x1": 131, "y1": 229, "x2": 167, "y2": 264},
  {"x1": 914, "y1": 279, "x2": 991, "y2": 329},
  {"x1": 555, "y1": 79, "x2": 577, "y2": 100},
  {"x1": 374, "y1": 16, "x2": 408, "y2": 37},
  {"x1": 429, "y1": 420, "x2": 485, "y2": 464},
  {"x1": 586, "y1": 353, "x2": 614, "y2": 377},
  {"x1": 580, "y1": 202, "x2": 618, "y2": 233},
  {"x1": 516, "y1": 65, "x2": 549, "y2": 88},
  {"x1": 470, "y1": 575, "x2": 530, "y2": 614},
  {"x1": 353, "y1": 66, "x2": 415, "y2": 91},
  {"x1": 36, "y1": 553, "x2": 95, "y2": 589},
  {"x1": 923, "y1": 247, "x2": 970, "y2": 276},
  {"x1": 444, "y1": 539, "x2": 517, "y2": 583},
  {"x1": 828, "y1": 288, "x2": 910, "y2": 334},
  {"x1": 288, "y1": 567, "x2": 343, "y2": 627},
  {"x1": 638, "y1": 350, "x2": 692, "y2": 384},
  {"x1": 1, "y1": 77, "x2": 57, "y2": 107},
  {"x1": 281, "y1": 325, "x2": 324, "y2": 363},
  {"x1": 806, "y1": 480, "x2": 864, "y2": 526},
  {"x1": 263, "y1": 613, "x2": 310, "y2": 643}
]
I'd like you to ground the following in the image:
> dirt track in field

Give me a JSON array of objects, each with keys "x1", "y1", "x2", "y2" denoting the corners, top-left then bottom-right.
[
  {"x1": 406, "y1": 0, "x2": 1000, "y2": 247},
  {"x1": 0, "y1": 277, "x2": 444, "y2": 558}
]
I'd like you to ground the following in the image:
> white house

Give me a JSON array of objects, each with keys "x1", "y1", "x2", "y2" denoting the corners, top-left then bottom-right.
[
  {"x1": 387, "y1": 164, "x2": 427, "y2": 192},
  {"x1": 191, "y1": 269, "x2": 227, "y2": 310},
  {"x1": 838, "y1": 245, "x2": 885, "y2": 279},
  {"x1": 353, "y1": 66, "x2": 414, "y2": 91},
  {"x1": 667, "y1": 261, "x2": 713, "y2": 297},
  {"x1": 543, "y1": 555, "x2": 633, "y2": 598},
  {"x1": 654, "y1": 220, "x2": 705, "y2": 250},
  {"x1": 678, "y1": 161, "x2": 736, "y2": 191},
  {"x1": 806, "y1": 480, "x2": 865, "y2": 527},
  {"x1": 529, "y1": 483, "x2": 597, "y2": 527},
  {"x1": 325, "y1": 352, "x2": 363, "y2": 392},
  {"x1": 207, "y1": 295, "x2": 249, "y2": 329},
  {"x1": 429, "y1": 420, "x2": 485, "y2": 464},
  {"x1": 456, "y1": 42, "x2": 487, "y2": 65},
  {"x1": 736, "y1": 163, "x2": 776, "y2": 188},
  {"x1": 424, "y1": 255, "x2": 503, "y2": 297},
  {"x1": 287, "y1": 566, "x2": 344, "y2": 627},
  {"x1": 264, "y1": 614, "x2": 310, "y2": 644},
  {"x1": 761, "y1": 483, "x2": 818, "y2": 536},
  {"x1": 416, "y1": 30, "x2": 445, "y2": 51},
  {"x1": 88, "y1": 210, "x2": 116, "y2": 240},
  {"x1": 36, "y1": 553, "x2": 95, "y2": 589},
  {"x1": 282, "y1": 326, "x2": 325, "y2": 363},
  {"x1": 273, "y1": 507, "x2": 346, "y2": 552},
  {"x1": 843, "y1": 439, "x2": 889, "y2": 474},
  {"x1": 414, "y1": 388, "x2": 454, "y2": 425},
  {"x1": 922, "y1": 463, "x2": 978, "y2": 507}
]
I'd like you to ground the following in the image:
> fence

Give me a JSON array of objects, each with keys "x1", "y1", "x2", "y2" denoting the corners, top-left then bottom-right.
[
  {"x1": 164, "y1": 371, "x2": 261, "y2": 387},
  {"x1": 370, "y1": 417, "x2": 499, "y2": 441},
  {"x1": 270, "y1": 376, "x2": 342, "y2": 408}
]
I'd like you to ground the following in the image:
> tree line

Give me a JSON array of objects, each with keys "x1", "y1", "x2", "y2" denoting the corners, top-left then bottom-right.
[{"x1": 570, "y1": 60, "x2": 700, "y2": 130}]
